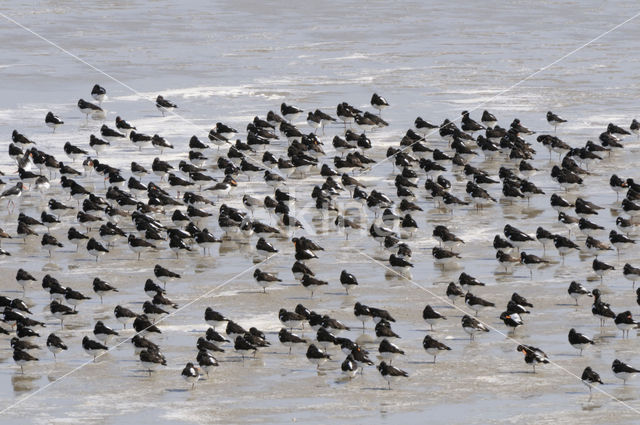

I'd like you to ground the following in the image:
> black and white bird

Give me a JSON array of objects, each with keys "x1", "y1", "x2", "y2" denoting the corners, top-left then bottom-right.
[
  {"x1": 280, "y1": 103, "x2": 304, "y2": 122},
  {"x1": 13, "y1": 348, "x2": 38, "y2": 373},
  {"x1": 87, "y1": 238, "x2": 109, "y2": 262},
  {"x1": 612, "y1": 359, "x2": 640, "y2": 384},
  {"x1": 196, "y1": 350, "x2": 219, "y2": 377},
  {"x1": 156, "y1": 95, "x2": 177, "y2": 116},
  {"x1": 592, "y1": 289, "x2": 615, "y2": 326},
  {"x1": 446, "y1": 282, "x2": 465, "y2": 304},
  {"x1": 46, "y1": 333, "x2": 68, "y2": 359},
  {"x1": 77, "y1": 99, "x2": 104, "y2": 119},
  {"x1": 253, "y1": 269, "x2": 282, "y2": 293},
  {"x1": 93, "y1": 320, "x2": 119, "y2": 344},
  {"x1": 278, "y1": 328, "x2": 307, "y2": 354},
  {"x1": 499, "y1": 311, "x2": 524, "y2": 332},
  {"x1": 182, "y1": 362, "x2": 200, "y2": 389},
  {"x1": 64, "y1": 287, "x2": 91, "y2": 310},
  {"x1": 114, "y1": 305, "x2": 137, "y2": 329},
  {"x1": 82, "y1": 336, "x2": 108, "y2": 361},
  {"x1": 370, "y1": 93, "x2": 389, "y2": 114},
  {"x1": 422, "y1": 305, "x2": 446, "y2": 330},
  {"x1": 154, "y1": 264, "x2": 181, "y2": 288},
  {"x1": 92, "y1": 277, "x2": 118, "y2": 303},
  {"x1": 378, "y1": 339, "x2": 405, "y2": 364},
  {"x1": 339, "y1": 270, "x2": 358, "y2": 294},
  {"x1": 140, "y1": 349, "x2": 167, "y2": 375},
  {"x1": 517, "y1": 344, "x2": 549, "y2": 373},
  {"x1": 465, "y1": 293, "x2": 495, "y2": 316},
  {"x1": 234, "y1": 336, "x2": 257, "y2": 363},
  {"x1": 422, "y1": 335, "x2": 451, "y2": 363},
  {"x1": 614, "y1": 311, "x2": 639, "y2": 338},
  {"x1": 91, "y1": 84, "x2": 107, "y2": 103},
  {"x1": 623, "y1": 263, "x2": 640, "y2": 288},
  {"x1": 546, "y1": 111, "x2": 567, "y2": 131},
  {"x1": 461, "y1": 314, "x2": 489, "y2": 340},
  {"x1": 377, "y1": 361, "x2": 408, "y2": 390},
  {"x1": 581, "y1": 367, "x2": 603, "y2": 394},
  {"x1": 568, "y1": 328, "x2": 594, "y2": 355},
  {"x1": 45, "y1": 111, "x2": 64, "y2": 132},
  {"x1": 568, "y1": 281, "x2": 592, "y2": 305}
]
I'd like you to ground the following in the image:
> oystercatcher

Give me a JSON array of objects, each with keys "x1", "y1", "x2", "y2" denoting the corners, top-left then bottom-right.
[
  {"x1": 568, "y1": 328, "x2": 594, "y2": 355},
  {"x1": 517, "y1": 344, "x2": 549, "y2": 373},
  {"x1": 422, "y1": 335, "x2": 451, "y2": 363}
]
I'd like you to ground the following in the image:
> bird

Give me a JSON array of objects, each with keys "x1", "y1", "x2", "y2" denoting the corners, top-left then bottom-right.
[
  {"x1": 377, "y1": 361, "x2": 408, "y2": 390},
  {"x1": 623, "y1": 263, "x2": 640, "y2": 288},
  {"x1": 16, "y1": 268, "x2": 36, "y2": 294},
  {"x1": 503, "y1": 224, "x2": 534, "y2": 249},
  {"x1": 154, "y1": 264, "x2": 181, "y2": 288},
  {"x1": 45, "y1": 111, "x2": 64, "y2": 132},
  {"x1": 64, "y1": 287, "x2": 91, "y2": 311},
  {"x1": 87, "y1": 238, "x2": 109, "y2": 262},
  {"x1": 278, "y1": 308, "x2": 305, "y2": 331},
  {"x1": 568, "y1": 328, "x2": 594, "y2": 355},
  {"x1": 156, "y1": 95, "x2": 177, "y2": 116},
  {"x1": 446, "y1": 282, "x2": 465, "y2": 304},
  {"x1": 253, "y1": 269, "x2": 282, "y2": 293},
  {"x1": 612, "y1": 359, "x2": 640, "y2": 384},
  {"x1": 581, "y1": 367, "x2": 603, "y2": 394},
  {"x1": 46, "y1": 333, "x2": 68, "y2": 360},
  {"x1": 517, "y1": 344, "x2": 549, "y2": 373},
  {"x1": 91, "y1": 84, "x2": 107, "y2": 103},
  {"x1": 0, "y1": 182, "x2": 24, "y2": 213},
  {"x1": 278, "y1": 328, "x2": 307, "y2": 354},
  {"x1": 592, "y1": 258, "x2": 615, "y2": 283},
  {"x1": 234, "y1": 336, "x2": 257, "y2": 363},
  {"x1": 93, "y1": 321, "x2": 119, "y2": 344},
  {"x1": 339, "y1": 270, "x2": 358, "y2": 294},
  {"x1": 41, "y1": 233, "x2": 63, "y2": 257},
  {"x1": 465, "y1": 293, "x2": 495, "y2": 316},
  {"x1": 300, "y1": 274, "x2": 328, "y2": 298},
  {"x1": 196, "y1": 350, "x2": 219, "y2": 377},
  {"x1": 546, "y1": 111, "x2": 567, "y2": 131},
  {"x1": 520, "y1": 251, "x2": 549, "y2": 278},
  {"x1": 180, "y1": 362, "x2": 201, "y2": 390},
  {"x1": 592, "y1": 289, "x2": 615, "y2": 327},
  {"x1": 370, "y1": 93, "x2": 389, "y2": 114},
  {"x1": 461, "y1": 315, "x2": 489, "y2": 340},
  {"x1": 139, "y1": 349, "x2": 167, "y2": 375},
  {"x1": 114, "y1": 305, "x2": 137, "y2": 329},
  {"x1": 92, "y1": 277, "x2": 118, "y2": 303},
  {"x1": 422, "y1": 335, "x2": 451, "y2": 363},
  {"x1": 568, "y1": 281, "x2": 592, "y2": 305},
  {"x1": 422, "y1": 305, "x2": 446, "y2": 331},
  {"x1": 127, "y1": 234, "x2": 156, "y2": 260},
  {"x1": 378, "y1": 339, "x2": 405, "y2": 364},
  {"x1": 13, "y1": 348, "x2": 38, "y2": 374},
  {"x1": 133, "y1": 314, "x2": 161, "y2": 335},
  {"x1": 82, "y1": 336, "x2": 108, "y2": 362},
  {"x1": 614, "y1": 311, "x2": 639, "y2": 338},
  {"x1": 77, "y1": 99, "x2": 103, "y2": 119}
]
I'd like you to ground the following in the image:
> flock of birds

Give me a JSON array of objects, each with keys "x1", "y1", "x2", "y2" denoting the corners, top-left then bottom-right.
[{"x1": 2, "y1": 83, "x2": 640, "y2": 398}]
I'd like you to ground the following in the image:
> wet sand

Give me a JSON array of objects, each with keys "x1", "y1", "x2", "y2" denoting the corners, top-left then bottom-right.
[{"x1": 1, "y1": 1, "x2": 640, "y2": 424}]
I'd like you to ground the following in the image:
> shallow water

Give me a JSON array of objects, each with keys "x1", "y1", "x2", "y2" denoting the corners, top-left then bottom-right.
[{"x1": 1, "y1": 1, "x2": 640, "y2": 424}]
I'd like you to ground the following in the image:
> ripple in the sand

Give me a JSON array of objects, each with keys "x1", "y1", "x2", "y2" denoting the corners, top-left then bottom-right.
[{"x1": 42, "y1": 262, "x2": 62, "y2": 271}]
